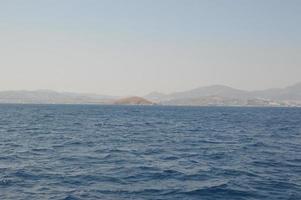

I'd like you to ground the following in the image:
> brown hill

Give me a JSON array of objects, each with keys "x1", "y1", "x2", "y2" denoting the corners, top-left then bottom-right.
[{"x1": 114, "y1": 96, "x2": 154, "y2": 105}]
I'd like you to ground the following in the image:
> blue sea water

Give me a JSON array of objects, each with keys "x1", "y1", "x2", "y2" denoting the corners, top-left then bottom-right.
[{"x1": 0, "y1": 104, "x2": 300, "y2": 200}]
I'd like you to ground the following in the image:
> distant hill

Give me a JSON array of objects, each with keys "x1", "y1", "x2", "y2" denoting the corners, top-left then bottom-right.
[
  {"x1": 145, "y1": 85, "x2": 250, "y2": 102},
  {"x1": 169, "y1": 85, "x2": 249, "y2": 99},
  {"x1": 250, "y1": 82, "x2": 301, "y2": 101},
  {"x1": 0, "y1": 82, "x2": 300, "y2": 106},
  {"x1": 144, "y1": 82, "x2": 301, "y2": 107},
  {"x1": 114, "y1": 96, "x2": 154, "y2": 105},
  {"x1": 0, "y1": 90, "x2": 114, "y2": 104}
]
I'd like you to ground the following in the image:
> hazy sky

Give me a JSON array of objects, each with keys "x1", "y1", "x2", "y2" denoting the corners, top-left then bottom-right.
[{"x1": 1, "y1": 0, "x2": 300, "y2": 96}]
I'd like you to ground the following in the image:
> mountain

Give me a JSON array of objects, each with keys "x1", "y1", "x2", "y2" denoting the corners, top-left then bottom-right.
[
  {"x1": 0, "y1": 90, "x2": 114, "y2": 104},
  {"x1": 145, "y1": 85, "x2": 250, "y2": 102},
  {"x1": 0, "y1": 82, "x2": 300, "y2": 106},
  {"x1": 250, "y1": 82, "x2": 301, "y2": 101},
  {"x1": 169, "y1": 85, "x2": 250, "y2": 99},
  {"x1": 144, "y1": 82, "x2": 301, "y2": 106},
  {"x1": 114, "y1": 96, "x2": 154, "y2": 105}
]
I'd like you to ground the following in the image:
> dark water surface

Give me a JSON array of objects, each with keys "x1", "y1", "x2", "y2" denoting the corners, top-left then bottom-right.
[{"x1": 0, "y1": 104, "x2": 300, "y2": 200}]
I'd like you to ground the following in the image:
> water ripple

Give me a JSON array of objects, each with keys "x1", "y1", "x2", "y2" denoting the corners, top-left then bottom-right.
[{"x1": 0, "y1": 105, "x2": 300, "y2": 199}]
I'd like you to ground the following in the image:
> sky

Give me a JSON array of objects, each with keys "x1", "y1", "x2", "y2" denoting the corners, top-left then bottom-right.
[{"x1": 0, "y1": 0, "x2": 300, "y2": 96}]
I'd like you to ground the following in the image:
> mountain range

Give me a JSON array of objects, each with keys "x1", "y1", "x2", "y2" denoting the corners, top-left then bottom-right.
[
  {"x1": 0, "y1": 82, "x2": 301, "y2": 106},
  {"x1": 145, "y1": 82, "x2": 301, "y2": 106},
  {"x1": 0, "y1": 90, "x2": 114, "y2": 104}
]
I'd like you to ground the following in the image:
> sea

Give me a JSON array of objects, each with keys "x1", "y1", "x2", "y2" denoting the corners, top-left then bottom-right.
[{"x1": 0, "y1": 104, "x2": 300, "y2": 200}]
